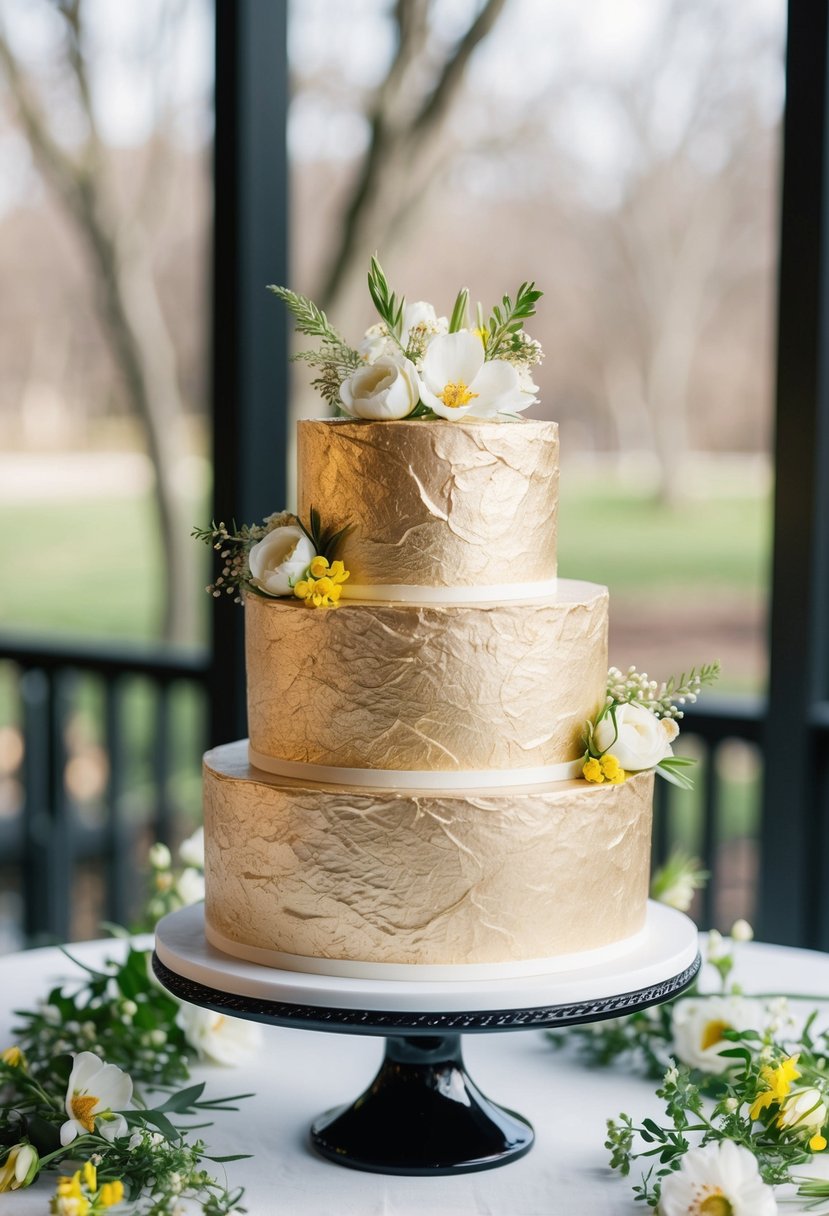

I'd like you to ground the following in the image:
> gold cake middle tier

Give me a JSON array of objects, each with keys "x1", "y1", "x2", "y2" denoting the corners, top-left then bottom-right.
[{"x1": 246, "y1": 578, "x2": 608, "y2": 774}]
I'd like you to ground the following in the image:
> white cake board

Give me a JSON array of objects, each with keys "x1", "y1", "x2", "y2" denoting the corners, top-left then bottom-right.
[{"x1": 155, "y1": 900, "x2": 698, "y2": 1019}]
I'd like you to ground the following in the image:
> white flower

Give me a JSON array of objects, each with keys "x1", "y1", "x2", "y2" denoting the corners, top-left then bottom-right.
[
  {"x1": 176, "y1": 867, "x2": 205, "y2": 905},
  {"x1": 419, "y1": 330, "x2": 532, "y2": 420},
  {"x1": 778, "y1": 1087, "x2": 828, "y2": 1136},
  {"x1": 148, "y1": 842, "x2": 172, "y2": 870},
  {"x1": 178, "y1": 825, "x2": 204, "y2": 870},
  {"x1": 656, "y1": 873, "x2": 697, "y2": 912},
  {"x1": 706, "y1": 930, "x2": 726, "y2": 962},
  {"x1": 593, "y1": 702, "x2": 676, "y2": 771},
  {"x1": 658, "y1": 1140, "x2": 777, "y2": 1216},
  {"x1": 731, "y1": 919, "x2": 754, "y2": 943},
  {"x1": 176, "y1": 1004, "x2": 262, "y2": 1066},
  {"x1": 248, "y1": 525, "x2": 315, "y2": 597},
  {"x1": 339, "y1": 355, "x2": 421, "y2": 420},
  {"x1": 60, "y1": 1052, "x2": 133, "y2": 1146},
  {"x1": 358, "y1": 303, "x2": 448, "y2": 365},
  {"x1": 672, "y1": 995, "x2": 763, "y2": 1075},
  {"x1": 0, "y1": 1143, "x2": 38, "y2": 1192},
  {"x1": 358, "y1": 322, "x2": 394, "y2": 364}
]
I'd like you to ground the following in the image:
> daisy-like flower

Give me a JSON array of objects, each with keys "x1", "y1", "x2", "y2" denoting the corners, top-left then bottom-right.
[
  {"x1": 672, "y1": 995, "x2": 763, "y2": 1075},
  {"x1": 658, "y1": 1140, "x2": 777, "y2": 1216},
  {"x1": 60, "y1": 1052, "x2": 133, "y2": 1146},
  {"x1": 176, "y1": 1003, "x2": 262, "y2": 1066},
  {"x1": 418, "y1": 331, "x2": 534, "y2": 420}
]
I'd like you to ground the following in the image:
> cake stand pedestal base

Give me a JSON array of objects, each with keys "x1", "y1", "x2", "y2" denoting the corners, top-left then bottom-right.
[
  {"x1": 310, "y1": 1032, "x2": 533, "y2": 1175},
  {"x1": 153, "y1": 901, "x2": 699, "y2": 1176}
]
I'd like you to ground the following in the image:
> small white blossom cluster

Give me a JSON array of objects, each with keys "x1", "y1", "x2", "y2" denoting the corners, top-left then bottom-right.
[
  {"x1": 194, "y1": 519, "x2": 267, "y2": 603},
  {"x1": 606, "y1": 663, "x2": 719, "y2": 721}
]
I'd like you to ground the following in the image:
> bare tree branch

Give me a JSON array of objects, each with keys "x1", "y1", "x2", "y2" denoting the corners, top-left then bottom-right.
[{"x1": 317, "y1": 0, "x2": 508, "y2": 312}]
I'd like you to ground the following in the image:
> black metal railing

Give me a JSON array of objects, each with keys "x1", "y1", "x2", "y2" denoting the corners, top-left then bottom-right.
[{"x1": 0, "y1": 637, "x2": 209, "y2": 949}]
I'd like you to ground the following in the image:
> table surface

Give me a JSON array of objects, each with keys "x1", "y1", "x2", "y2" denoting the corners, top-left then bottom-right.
[{"x1": 2, "y1": 936, "x2": 829, "y2": 1215}]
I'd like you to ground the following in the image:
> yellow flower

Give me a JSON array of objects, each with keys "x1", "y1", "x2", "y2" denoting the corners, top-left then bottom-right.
[
  {"x1": 99, "y1": 1180, "x2": 125, "y2": 1207},
  {"x1": 750, "y1": 1054, "x2": 801, "y2": 1120},
  {"x1": 82, "y1": 1162, "x2": 96, "y2": 1192},
  {"x1": 309, "y1": 555, "x2": 329, "y2": 578},
  {"x1": 293, "y1": 562, "x2": 350, "y2": 608},
  {"x1": 599, "y1": 754, "x2": 626, "y2": 784},
  {"x1": 328, "y1": 560, "x2": 349, "y2": 584},
  {"x1": 1, "y1": 1046, "x2": 24, "y2": 1068},
  {"x1": 583, "y1": 757, "x2": 604, "y2": 783},
  {"x1": 810, "y1": 1133, "x2": 827, "y2": 1152}
]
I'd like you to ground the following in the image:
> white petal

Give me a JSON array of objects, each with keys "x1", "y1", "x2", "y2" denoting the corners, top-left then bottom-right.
[
  {"x1": 60, "y1": 1119, "x2": 79, "y2": 1147},
  {"x1": 99, "y1": 1113, "x2": 128, "y2": 1142},
  {"x1": 468, "y1": 359, "x2": 522, "y2": 415},
  {"x1": 421, "y1": 331, "x2": 484, "y2": 392},
  {"x1": 420, "y1": 384, "x2": 479, "y2": 421}
]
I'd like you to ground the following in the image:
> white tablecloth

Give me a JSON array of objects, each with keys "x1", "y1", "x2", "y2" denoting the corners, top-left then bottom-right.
[{"x1": 2, "y1": 938, "x2": 828, "y2": 1214}]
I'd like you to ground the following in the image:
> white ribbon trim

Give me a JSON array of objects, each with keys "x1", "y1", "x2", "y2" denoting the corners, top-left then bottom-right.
[
  {"x1": 339, "y1": 576, "x2": 558, "y2": 604},
  {"x1": 204, "y1": 919, "x2": 648, "y2": 983},
  {"x1": 248, "y1": 745, "x2": 584, "y2": 790}
]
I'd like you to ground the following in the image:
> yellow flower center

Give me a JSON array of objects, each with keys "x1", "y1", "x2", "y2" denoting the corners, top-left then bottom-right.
[
  {"x1": 1, "y1": 1046, "x2": 23, "y2": 1067},
  {"x1": 700, "y1": 1019, "x2": 732, "y2": 1051},
  {"x1": 438, "y1": 381, "x2": 478, "y2": 409},
  {"x1": 70, "y1": 1094, "x2": 99, "y2": 1133},
  {"x1": 810, "y1": 1133, "x2": 828, "y2": 1152},
  {"x1": 699, "y1": 1194, "x2": 733, "y2": 1216}
]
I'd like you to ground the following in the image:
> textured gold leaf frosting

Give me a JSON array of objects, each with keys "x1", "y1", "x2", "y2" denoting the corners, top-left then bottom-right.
[
  {"x1": 245, "y1": 580, "x2": 608, "y2": 772},
  {"x1": 297, "y1": 418, "x2": 559, "y2": 589},
  {"x1": 204, "y1": 742, "x2": 653, "y2": 967}
]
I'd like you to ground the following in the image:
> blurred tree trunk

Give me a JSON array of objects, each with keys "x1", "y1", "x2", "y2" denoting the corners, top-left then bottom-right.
[
  {"x1": 0, "y1": 9, "x2": 192, "y2": 643},
  {"x1": 317, "y1": 0, "x2": 508, "y2": 315}
]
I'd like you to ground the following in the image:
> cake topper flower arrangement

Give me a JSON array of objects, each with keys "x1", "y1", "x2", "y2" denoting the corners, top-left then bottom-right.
[
  {"x1": 193, "y1": 507, "x2": 351, "y2": 609},
  {"x1": 582, "y1": 662, "x2": 721, "y2": 788},
  {"x1": 269, "y1": 256, "x2": 543, "y2": 421}
]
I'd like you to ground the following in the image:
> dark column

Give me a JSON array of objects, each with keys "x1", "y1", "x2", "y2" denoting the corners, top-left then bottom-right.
[
  {"x1": 210, "y1": 0, "x2": 290, "y2": 746},
  {"x1": 759, "y1": 1, "x2": 829, "y2": 946}
]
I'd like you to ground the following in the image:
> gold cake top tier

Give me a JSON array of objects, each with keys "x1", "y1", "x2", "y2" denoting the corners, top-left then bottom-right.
[{"x1": 297, "y1": 417, "x2": 558, "y2": 596}]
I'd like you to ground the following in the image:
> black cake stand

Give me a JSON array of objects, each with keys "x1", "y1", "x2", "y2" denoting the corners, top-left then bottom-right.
[{"x1": 153, "y1": 902, "x2": 699, "y2": 1177}]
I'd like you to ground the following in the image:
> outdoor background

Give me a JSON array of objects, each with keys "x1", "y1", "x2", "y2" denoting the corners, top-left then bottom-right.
[{"x1": 0, "y1": 0, "x2": 785, "y2": 948}]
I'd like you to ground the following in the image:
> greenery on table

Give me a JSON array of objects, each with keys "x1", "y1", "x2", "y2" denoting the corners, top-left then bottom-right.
[
  {"x1": 0, "y1": 832, "x2": 253, "y2": 1212},
  {"x1": 550, "y1": 857, "x2": 829, "y2": 1211}
]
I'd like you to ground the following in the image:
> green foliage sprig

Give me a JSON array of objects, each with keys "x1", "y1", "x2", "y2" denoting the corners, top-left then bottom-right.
[
  {"x1": 267, "y1": 284, "x2": 362, "y2": 409},
  {"x1": 483, "y1": 281, "x2": 543, "y2": 360},
  {"x1": 367, "y1": 255, "x2": 405, "y2": 341},
  {"x1": 13, "y1": 945, "x2": 192, "y2": 1089},
  {"x1": 296, "y1": 505, "x2": 351, "y2": 562}
]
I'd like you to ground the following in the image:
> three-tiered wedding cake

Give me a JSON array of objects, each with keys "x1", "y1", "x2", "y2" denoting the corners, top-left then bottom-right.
[{"x1": 202, "y1": 416, "x2": 655, "y2": 980}]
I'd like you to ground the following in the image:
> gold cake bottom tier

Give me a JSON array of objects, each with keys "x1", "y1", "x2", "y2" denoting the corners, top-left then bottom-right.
[{"x1": 203, "y1": 742, "x2": 654, "y2": 980}]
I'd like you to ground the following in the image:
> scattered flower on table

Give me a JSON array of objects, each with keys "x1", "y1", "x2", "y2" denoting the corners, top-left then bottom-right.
[
  {"x1": 0, "y1": 1143, "x2": 39, "y2": 1192},
  {"x1": 671, "y1": 995, "x2": 764, "y2": 1075},
  {"x1": 176, "y1": 1003, "x2": 262, "y2": 1066},
  {"x1": 657, "y1": 1140, "x2": 778, "y2": 1216},
  {"x1": 60, "y1": 1051, "x2": 133, "y2": 1145}
]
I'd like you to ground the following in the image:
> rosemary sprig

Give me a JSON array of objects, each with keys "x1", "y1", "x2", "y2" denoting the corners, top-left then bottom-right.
[{"x1": 267, "y1": 285, "x2": 347, "y2": 345}]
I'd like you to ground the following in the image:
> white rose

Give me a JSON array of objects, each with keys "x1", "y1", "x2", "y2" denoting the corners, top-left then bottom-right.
[
  {"x1": 248, "y1": 525, "x2": 315, "y2": 597},
  {"x1": 176, "y1": 1003, "x2": 262, "y2": 1066},
  {"x1": 178, "y1": 825, "x2": 204, "y2": 870},
  {"x1": 672, "y1": 995, "x2": 762, "y2": 1074},
  {"x1": 339, "y1": 355, "x2": 421, "y2": 420},
  {"x1": 176, "y1": 867, "x2": 205, "y2": 905},
  {"x1": 148, "y1": 842, "x2": 172, "y2": 870},
  {"x1": 778, "y1": 1087, "x2": 828, "y2": 1135},
  {"x1": 592, "y1": 702, "x2": 676, "y2": 771}
]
